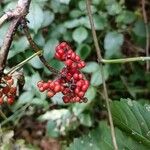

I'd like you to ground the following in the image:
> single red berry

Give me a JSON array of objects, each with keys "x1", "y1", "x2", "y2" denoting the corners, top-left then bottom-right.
[
  {"x1": 78, "y1": 74, "x2": 83, "y2": 79},
  {"x1": 75, "y1": 87, "x2": 80, "y2": 94},
  {"x1": 47, "y1": 91, "x2": 55, "y2": 98},
  {"x1": 54, "y1": 84, "x2": 61, "y2": 92},
  {"x1": 73, "y1": 73, "x2": 79, "y2": 80},
  {"x1": 39, "y1": 87, "x2": 45, "y2": 92},
  {"x1": 7, "y1": 78, "x2": 14, "y2": 85},
  {"x1": 71, "y1": 52, "x2": 76, "y2": 60},
  {"x1": 78, "y1": 91, "x2": 85, "y2": 98},
  {"x1": 65, "y1": 59, "x2": 73, "y2": 67},
  {"x1": 76, "y1": 80, "x2": 83, "y2": 87},
  {"x1": 0, "y1": 97, "x2": 3, "y2": 104},
  {"x1": 75, "y1": 55, "x2": 80, "y2": 61},
  {"x1": 9, "y1": 87, "x2": 17, "y2": 94},
  {"x1": 63, "y1": 96, "x2": 70, "y2": 103},
  {"x1": 49, "y1": 82, "x2": 55, "y2": 90},
  {"x1": 43, "y1": 83, "x2": 49, "y2": 90},
  {"x1": 7, "y1": 97, "x2": 14, "y2": 104},
  {"x1": 81, "y1": 85, "x2": 88, "y2": 91},
  {"x1": 37, "y1": 81, "x2": 43, "y2": 88},
  {"x1": 2, "y1": 86, "x2": 10, "y2": 94}
]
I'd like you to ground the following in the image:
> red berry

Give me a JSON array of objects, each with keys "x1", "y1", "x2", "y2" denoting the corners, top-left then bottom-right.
[
  {"x1": 9, "y1": 87, "x2": 17, "y2": 94},
  {"x1": 47, "y1": 91, "x2": 55, "y2": 98},
  {"x1": 0, "y1": 97, "x2": 3, "y2": 104},
  {"x1": 2, "y1": 86, "x2": 10, "y2": 94},
  {"x1": 78, "y1": 74, "x2": 83, "y2": 79},
  {"x1": 54, "y1": 85, "x2": 61, "y2": 92},
  {"x1": 63, "y1": 96, "x2": 70, "y2": 103},
  {"x1": 82, "y1": 85, "x2": 88, "y2": 91},
  {"x1": 76, "y1": 80, "x2": 83, "y2": 87},
  {"x1": 7, "y1": 78, "x2": 14, "y2": 85},
  {"x1": 75, "y1": 55, "x2": 80, "y2": 61},
  {"x1": 73, "y1": 73, "x2": 79, "y2": 80},
  {"x1": 65, "y1": 59, "x2": 73, "y2": 67},
  {"x1": 78, "y1": 91, "x2": 84, "y2": 98},
  {"x1": 37, "y1": 81, "x2": 43, "y2": 88},
  {"x1": 49, "y1": 82, "x2": 55, "y2": 90},
  {"x1": 75, "y1": 88, "x2": 80, "y2": 94},
  {"x1": 7, "y1": 97, "x2": 14, "y2": 104},
  {"x1": 43, "y1": 83, "x2": 49, "y2": 90}
]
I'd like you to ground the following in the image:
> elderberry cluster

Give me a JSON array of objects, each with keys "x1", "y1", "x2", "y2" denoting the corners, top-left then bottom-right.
[
  {"x1": 37, "y1": 42, "x2": 89, "y2": 103},
  {"x1": 0, "y1": 75, "x2": 17, "y2": 105}
]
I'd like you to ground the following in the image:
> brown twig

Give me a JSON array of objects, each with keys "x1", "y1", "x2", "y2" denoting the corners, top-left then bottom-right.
[
  {"x1": 142, "y1": 0, "x2": 150, "y2": 71},
  {"x1": 86, "y1": 0, "x2": 118, "y2": 150},
  {"x1": 22, "y1": 19, "x2": 59, "y2": 75},
  {"x1": 0, "y1": 0, "x2": 31, "y2": 77}
]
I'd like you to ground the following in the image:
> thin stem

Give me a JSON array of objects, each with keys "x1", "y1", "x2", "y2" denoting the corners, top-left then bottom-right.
[
  {"x1": 22, "y1": 19, "x2": 59, "y2": 75},
  {"x1": 0, "y1": 14, "x2": 8, "y2": 27},
  {"x1": 0, "y1": 109, "x2": 7, "y2": 120},
  {"x1": 142, "y1": 0, "x2": 150, "y2": 71},
  {"x1": 101, "y1": 56, "x2": 150, "y2": 64},
  {"x1": 86, "y1": 0, "x2": 118, "y2": 150},
  {"x1": 7, "y1": 51, "x2": 42, "y2": 75}
]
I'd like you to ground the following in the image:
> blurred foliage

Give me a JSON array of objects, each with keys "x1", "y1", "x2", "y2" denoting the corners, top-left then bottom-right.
[{"x1": 0, "y1": 0, "x2": 150, "y2": 149}]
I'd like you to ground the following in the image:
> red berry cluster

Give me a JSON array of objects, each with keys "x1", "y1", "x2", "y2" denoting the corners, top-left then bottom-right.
[
  {"x1": 0, "y1": 75, "x2": 17, "y2": 105},
  {"x1": 37, "y1": 42, "x2": 89, "y2": 103}
]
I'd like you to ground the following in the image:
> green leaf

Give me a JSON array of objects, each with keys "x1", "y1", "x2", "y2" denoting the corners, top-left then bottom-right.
[
  {"x1": 41, "y1": 11, "x2": 54, "y2": 28},
  {"x1": 43, "y1": 39, "x2": 59, "y2": 60},
  {"x1": 111, "y1": 99, "x2": 150, "y2": 147},
  {"x1": 104, "y1": 31, "x2": 124, "y2": 58},
  {"x1": 67, "y1": 121, "x2": 149, "y2": 150},
  {"x1": 46, "y1": 121, "x2": 60, "y2": 138},
  {"x1": 29, "y1": 56, "x2": 43, "y2": 69},
  {"x1": 82, "y1": 62, "x2": 99, "y2": 73},
  {"x1": 73, "y1": 27, "x2": 88, "y2": 44},
  {"x1": 27, "y1": 1, "x2": 44, "y2": 33},
  {"x1": 76, "y1": 44, "x2": 91, "y2": 60},
  {"x1": 78, "y1": 113, "x2": 93, "y2": 127},
  {"x1": 106, "y1": 2, "x2": 122, "y2": 16},
  {"x1": 8, "y1": 37, "x2": 29, "y2": 59},
  {"x1": 133, "y1": 20, "x2": 146, "y2": 37},
  {"x1": 91, "y1": 66, "x2": 109, "y2": 86},
  {"x1": 116, "y1": 10, "x2": 136, "y2": 24}
]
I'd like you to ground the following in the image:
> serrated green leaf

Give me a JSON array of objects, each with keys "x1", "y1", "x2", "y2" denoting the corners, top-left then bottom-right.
[
  {"x1": 104, "y1": 31, "x2": 124, "y2": 58},
  {"x1": 73, "y1": 27, "x2": 88, "y2": 44},
  {"x1": 67, "y1": 121, "x2": 149, "y2": 150},
  {"x1": 111, "y1": 99, "x2": 150, "y2": 147}
]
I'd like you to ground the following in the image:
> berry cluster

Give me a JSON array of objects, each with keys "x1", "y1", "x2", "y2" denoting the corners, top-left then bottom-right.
[
  {"x1": 37, "y1": 42, "x2": 89, "y2": 103},
  {"x1": 0, "y1": 75, "x2": 17, "y2": 105}
]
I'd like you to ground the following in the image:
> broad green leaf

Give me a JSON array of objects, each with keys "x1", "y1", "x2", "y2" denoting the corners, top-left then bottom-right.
[
  {"x1": 43, "y1": 39, "x2": 58, "y2": 60},
  {"x1": 8, "y1": 37, "x2": 29, "y2": 59},
  {"x1": 70, "y1": 10, "x2": 82, "y2": 18},
  {"x1": 41, "y1": 11, "x2": 54, "y2": 28},
  {"x1": 106, "y1": 2, "x2": 122, "y2": 15},
  {"x1": 73, "y1": 27, "x2": 88, "y2": 44},
  {"x1": 67, "y1": 121, "x2": 148, "y2": 150},
  {"x1": 104, "y1": 31, "x2": 124, "y2": 58},
  {"x1": 111, "y1": 99, "x2": 150, "y2": 147},
  {"x1": 116, "y1": 10, "x2": 136, "y2": 24},
  {"x1": 91, "y1": 66, "x2": 109, "y2": 86},
  {"x1": 78, "y1": 113, "x2": 93, "y2": 127},
  {"x1": 133, "y1": 20, "x2": 146, "y2": 37},
  {"x1": 82, "y1": 62, "x2": 99, "y2": 73},
  {"x1": 76, "y1": 44, "x2": 91, "y2": 60},
  {"x1": 4, "y1": 1, "x2": 17, "y2": 11},
  {"x1": 29, "y1": 56, "x2": 43, "y2": 69},
  {"x1": 27, "y1": 1, "x2": 44, "y2": 33},
  {"x1": 46, "y1": 121, "x2": 60, "y2": 138}
]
